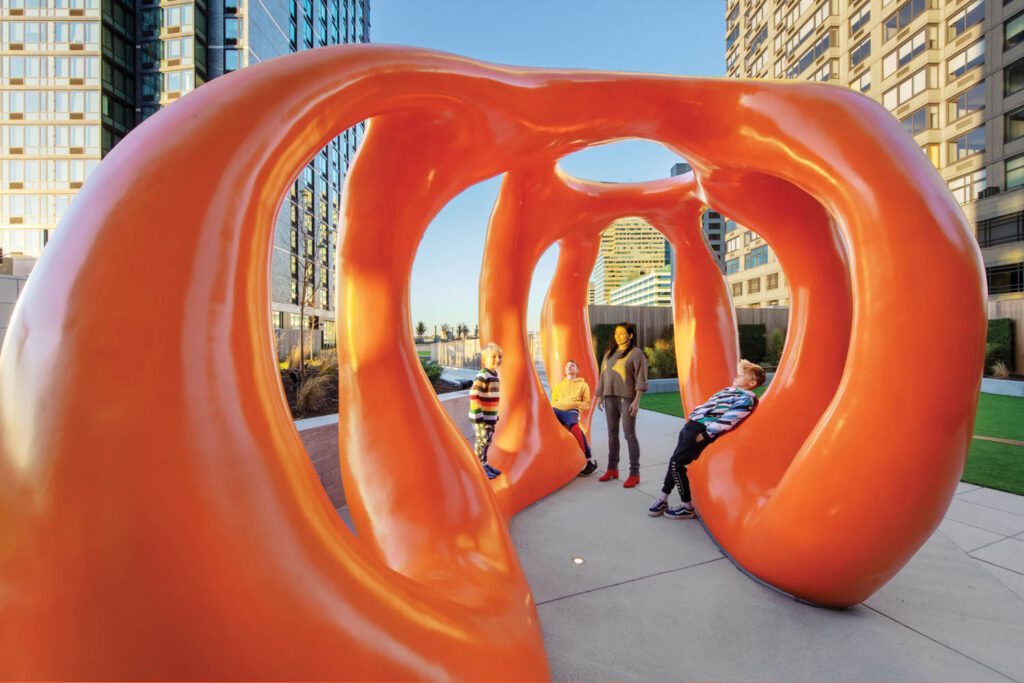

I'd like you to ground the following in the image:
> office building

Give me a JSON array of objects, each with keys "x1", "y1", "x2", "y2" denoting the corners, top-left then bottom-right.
[
  {"x1": 669, "y1": 161, "x2": 729, "y2": 268},
  {"x1": 609, "y1": 264, "x2": 673, "y2": 306},
  {"x1": 725, "y1": 0, "x2": 1023, "y2": 303},
  {"x1": 590, "y1": 216, "x2": 669, "y2": 304},
  {"x1": 1, "y1": 0, "x2": 370, "y2": 342}
]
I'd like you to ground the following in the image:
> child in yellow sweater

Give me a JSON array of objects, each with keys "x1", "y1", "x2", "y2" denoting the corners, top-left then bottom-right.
[{"x1": 551, "y1": 360, "x2": 598, "y2": 477}]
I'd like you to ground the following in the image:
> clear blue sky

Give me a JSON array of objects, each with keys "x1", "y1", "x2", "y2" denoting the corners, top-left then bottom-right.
[{"x1": 370, "y1": 1, "x2": 726, "y2": 333}]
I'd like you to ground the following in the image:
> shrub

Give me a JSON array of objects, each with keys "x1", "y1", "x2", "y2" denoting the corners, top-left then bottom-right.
[
  {"x1": 644, "y1": 345, "x2": 677, "y2": 379},
  {"x1": 738, "y1": 324, "x2": 767, "y2": 363},
  {"x1": 765, "y1": 328, "x2": 786, "y2": 367},
  {"x1": 296, "y1": 374, "x2": 332, "y2": 415},
  {"x1": 986, "y1": 318, "x2": 1015, "y2": 372},
  {"x1": 992, "y1": 360, "x2": 1011, "y2": 379},
  {"x1": 419, "y1": 357, "x2": 443, "y2": 382},
  {"x1": 318, "y1": 349, "x2": 338, "y2": 377},
  {"x1": 592, "y1": 324, "x2": 619, "y2": 364}
]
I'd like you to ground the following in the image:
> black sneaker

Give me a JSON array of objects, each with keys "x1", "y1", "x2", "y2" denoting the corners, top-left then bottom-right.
[
  {"x1": 665, "y1": 504, "x2": 696, "y2": 519},
  {"x1": 648, "y1": 499, "x2": 668, "y2": 517},
  {"x1": 578, "y1": 460, "x2": 599, "y2": 478}
]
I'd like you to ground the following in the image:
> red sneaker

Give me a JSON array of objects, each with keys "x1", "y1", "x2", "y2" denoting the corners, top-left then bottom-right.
[
  {"x1": 623, "y1": 475, "x2": 640, "y2": 488},
  {"x1": 598, "y1": 469, "x2": 618, "y2": 482}
]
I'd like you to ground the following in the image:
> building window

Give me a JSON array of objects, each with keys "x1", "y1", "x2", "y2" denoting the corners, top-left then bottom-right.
[
  {"x1": 225, "y1": 16, "x2": 239, "y2": 44},
  {"x1": 850, "y1": 37, "x2": 871, "y2": 68},
  {"x1": 948, "y1": 168, "x2": 987, "y2": 204},
  {"x1": 1009, "y1": 58, "x2": 1024, "y2": 100},
  {"x1": 987, "y1": 263, "x2": 1024, "y2": 294},
  {"x1": 744, "y1": 231, "x2": 754, "y2": 245},
  {"x1": 948, "y1": 81, "x2": 985, "y2": 121},
  {"x1": 745, "y1": 245, "x2": 768, "y2": 269},
  {"x1": 1007, "y1": 11, "x2": 1024, "y2": 51},
  {"x1": 882, "y1": 28, "x2": 928, "y2": 78},
  {"x1": 725, "y1": 258, "x2": 739, "y2": 275},
  {"x1": 977, "y1": 212, "x2": 1024, "y2": 247},
  {"x1": 766, "y1": 272, "x2": 779, "y2": 290},
  {"x1": 883, "y1": 0, "x2": 931, "y2": 43},
  {"x1": 901, "y1": 105, "x2": 936, "y2": 135},
  {"x1": 726, "y1": 237, "x2": 739, "y2": 253},
  {"x1": 731, "y1": 282, "x2": 743, "y2": 297},
  {"x1": 949, "y1": 0, "x2": 985, "y2": 41},
  {"x1": 1007, "y1": 105, "x2": 1024, "y2": 141},
  {"x1": 948, "y1": 38, "x2": 985, "y2": 79},
  {"x1": 851, "y1": 3, "x2": 870, "y2": 35},
  {"x1": 1006, "y1": 153, "x2": 1024, "y2": 189},
  {"x1": 882, "y1": 66, "x2": 930, "y2": 110},
  {"x1": 224, "y1": 48, "x2": 239, "y2": 71},
  {"x1": 852, "y1": 71, "x2": 871, "y2": 93},
  {"x1": 747, "y1": 278, "x2": 761, "y2": 294},
  {"x1": 948, "y1": 125, "x2": 986, "y2": 162}
]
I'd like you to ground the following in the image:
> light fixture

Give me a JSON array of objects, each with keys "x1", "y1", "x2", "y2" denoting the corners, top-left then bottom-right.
[{"x1": 572, "y1": 557, "x2": 585, "y2": 565}]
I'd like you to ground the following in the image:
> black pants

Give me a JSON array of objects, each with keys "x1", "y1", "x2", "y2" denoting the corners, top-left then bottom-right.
[{"x1": 661, "y1": 421, "x2": 712, "y2": 503}]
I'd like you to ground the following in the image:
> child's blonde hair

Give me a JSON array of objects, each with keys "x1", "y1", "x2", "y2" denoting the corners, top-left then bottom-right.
[
  {"x1": 739, "y1": 359, "x2": 767, "y2": 387},
  {"x1": 481, "y1": 343, "x2": 503, "y2": 363}
]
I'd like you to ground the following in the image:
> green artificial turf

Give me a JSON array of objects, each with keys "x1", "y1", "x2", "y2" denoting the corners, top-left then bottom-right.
[{"x1": 639, "y1": 389, "x2": 1024, "y2": 496}]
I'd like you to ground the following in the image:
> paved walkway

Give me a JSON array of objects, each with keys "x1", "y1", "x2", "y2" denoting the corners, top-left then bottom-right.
[{"x1": 340, "y1": 408, "x2": 1024, "y2": 681}]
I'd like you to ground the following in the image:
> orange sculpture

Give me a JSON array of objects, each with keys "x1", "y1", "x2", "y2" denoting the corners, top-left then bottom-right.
[{"x1": 0, "y1": 45, "x2": 986, "y2": 679}]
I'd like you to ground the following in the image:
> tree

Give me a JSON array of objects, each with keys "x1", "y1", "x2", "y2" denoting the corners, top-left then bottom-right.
[
  {"x1": 415, "y1": 321, "x2": 427, "y2": 338},
  {"x1": 295, "y1": 183, "x2": 329, "y2": 377},
  {"x1": 474, "y1": 324, "x2": 479, "y2": 338},
  {"x1": 457, "y1": 323, "x2": 469, "y2": 339},
  {"x1": 441, "y1": 323, "x2": 451, "y2": 340}
]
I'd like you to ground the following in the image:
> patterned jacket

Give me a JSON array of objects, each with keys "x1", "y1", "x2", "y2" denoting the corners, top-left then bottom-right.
[{"x1": 687, "y1": 387, "x2": 758, "y2": 438}]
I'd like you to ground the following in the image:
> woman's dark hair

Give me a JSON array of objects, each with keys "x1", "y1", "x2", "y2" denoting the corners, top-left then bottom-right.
[{"x1": 603, "y1": 322, "x2": 637, "y2": 359}]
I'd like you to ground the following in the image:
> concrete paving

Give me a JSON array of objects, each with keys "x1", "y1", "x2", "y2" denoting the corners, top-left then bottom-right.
[
  {"x1": 512, "y1": 409, "x2": 1024, "y2": 682},
  {"x1": 338, "y1": 408, "x2": 1024, "y2": 681}
]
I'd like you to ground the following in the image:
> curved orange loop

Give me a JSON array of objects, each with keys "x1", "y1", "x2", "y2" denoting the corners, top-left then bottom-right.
[
  {"x1": 0, "y1": 46, "x2": 986, "y2": 679},
  {"x1": 687, "y1": 172, "x2": 854, "y2": 555}
]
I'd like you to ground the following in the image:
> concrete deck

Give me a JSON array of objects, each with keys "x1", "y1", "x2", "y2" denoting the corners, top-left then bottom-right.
[{"x1": 341, "y1": 408, "x2": 1024, "y2": 681}]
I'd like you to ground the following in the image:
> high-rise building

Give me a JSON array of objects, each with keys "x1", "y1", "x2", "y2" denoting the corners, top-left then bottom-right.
[
  {"x1": 725, "y1": 0, "x2": 1023, "y2": 304},
  {"x1": 609, "y1": 264, "x2": 673, "y2": 306},
  {"x1": 669, "y1": 161, "x2": 728, "y2": 268},
  {"x1": 589, "y1": 216, "x2": 670, "y2": 304},
  {"x1": 0, "y1": 0, "x2": 370, "y2": 343}
]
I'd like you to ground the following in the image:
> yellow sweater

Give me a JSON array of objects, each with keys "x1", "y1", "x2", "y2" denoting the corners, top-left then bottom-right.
[{"x1": 551, "y1": 377, "x2": 591, "y2": 412}]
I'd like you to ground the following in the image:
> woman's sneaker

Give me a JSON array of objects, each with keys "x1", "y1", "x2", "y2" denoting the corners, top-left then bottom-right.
[
  {"x1": 578, "y1": 460, "x2": 599, "y2": 478},
  {"x1": 648, "y1": 499, "x2": 668, "y2": 517},
  {"x1": 665, "y1": 504, "x2": 696, "y2": 519}
]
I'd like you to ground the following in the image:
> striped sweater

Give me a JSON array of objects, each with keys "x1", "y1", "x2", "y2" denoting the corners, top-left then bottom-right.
[
  {"x1": 687, "y1": 387, "x2": 758, "y2": 438},
  {"x1": 468, "y1": 368, "x2": 500, "y2": 424}
]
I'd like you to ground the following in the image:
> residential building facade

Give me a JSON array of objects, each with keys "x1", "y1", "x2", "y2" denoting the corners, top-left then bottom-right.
[
  {"x1": 725, "y1": 0, "x2": 1024, "y2": 303},
  {"x1": 0, "y1": 0, "x2": 370, "y2": 344}
]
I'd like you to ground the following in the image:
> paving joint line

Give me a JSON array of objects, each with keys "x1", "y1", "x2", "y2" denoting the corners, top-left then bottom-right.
[
  {"x1": 964, "y1": 534, "x2": 1020, "y2": 555},
  {"x1": 862, "y1": 603, "x2": 1020, "y2": 683},
  {"x1": 972, "y1": 556, "x2": 1024, "y2": 579},
  {"x1": 942, "y1": 514, "x2": 1021, "y2": 538},
  {"x1": 954, "y1": 498, "x2": 1024, "y2": 520},
  {"x1": 535, "y1": 556, "x2": 727, "y2": 607}
]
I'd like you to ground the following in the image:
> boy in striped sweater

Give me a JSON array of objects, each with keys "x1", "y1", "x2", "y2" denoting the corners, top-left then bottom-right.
[
  {"x1": 648, "y1": 359, "x2": 766, "y2": 519},
  {"x1": 469, "y1": 343, "x2": 503, "y2": 480}
]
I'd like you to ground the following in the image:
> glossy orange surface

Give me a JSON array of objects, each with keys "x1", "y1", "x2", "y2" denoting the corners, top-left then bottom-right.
[{"x1": 0, "y1": 45, "x2": 985, "y2": 678}]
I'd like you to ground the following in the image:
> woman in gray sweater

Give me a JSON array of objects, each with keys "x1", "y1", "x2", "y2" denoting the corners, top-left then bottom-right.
[{"x1": 594, "y1": 322, "x2": 648, "y2": 488}]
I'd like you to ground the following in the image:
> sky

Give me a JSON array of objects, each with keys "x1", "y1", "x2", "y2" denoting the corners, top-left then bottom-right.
[{"x1": 371, "y1": 1, "x2": 727, "y2": 333}]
